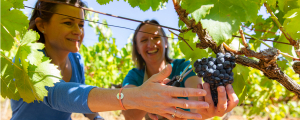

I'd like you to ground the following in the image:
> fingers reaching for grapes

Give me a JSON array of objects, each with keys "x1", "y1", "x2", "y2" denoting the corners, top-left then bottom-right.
[
  {"x1": 202, "y1": 83, "x2": 214, "y2": 116},
  {"x1": 216, "y1": 86, "x2": 227, "y2": 116},
  {"x1": 225, "y1": 84, "x2": 239, "y2": 113}
]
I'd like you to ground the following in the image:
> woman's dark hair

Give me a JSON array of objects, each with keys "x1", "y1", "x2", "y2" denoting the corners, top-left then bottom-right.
[
  {"x1": 132, "y1": 19, "x2": 172, "y2": 70},
  {"x1": 29, "y1": 0, "x2": 87, "y2": 43}
]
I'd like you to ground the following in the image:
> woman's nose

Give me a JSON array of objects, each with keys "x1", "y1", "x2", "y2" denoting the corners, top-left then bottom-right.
[
  {"x1": 72, "y1": 24, "x2": 83, "y2": 36},
  {"x1": 147, "y1": 37, "x2": 156, "y2": 47}
]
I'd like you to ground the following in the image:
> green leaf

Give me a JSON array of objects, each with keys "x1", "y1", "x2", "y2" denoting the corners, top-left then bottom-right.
[
  {"x1": 1, "y1": 25, "x2": 14, "y2": 51},
  {"x1": 201, "y1": 20, "x2": 233, "y2": 45},
  {"x1": 179, "y1": 31, "x2": 209, "y2": 62},
  {"x1": 1, "y1": 56, "x2": 20, "y2": 100},
  {"x1": 178, "y1": 19, "x2": 185, "y2": 28},
  {"x1": 1, "y1": 0, "x2": 28, "y2": 51},
  {"x1": 232, "y1": 64, "x2": 249, "y2": 105},
  {"x1": 124, "y1": 0, "x2": 166, "y2": 11},
  {"x1": 96, "y1": 0, "x2": 113, "y2": 5},
  {"x1": 277, "y1": 59, "x2": 289, "y2": 70},
  {"x1": 278, "y1": 0, "x2": 299, "y2": 13},
  {"x1": 19, "y1": 31, "x2": 44, "y2": 66},
  {"x1": 27, "y1": 58, "x2": 61, "y2": 101},
  {"x1": 191, "y1": 4, "x2": 214, "y2": 23},
  {"x1": 7, "y1": 0, "x2": 25, "y2": 9},
  {"x1": 182, "y1": 0, "x2": 259, "y2": 43},
  {"x1": 275, "y1": 8, "x2": 300, "y2": 61},
  {"x1": 283, "y1": 8, "x2": 300, "y2": 39},
  {"x1": 2, "y1": 30, "x2": 61, "y2": 103},
  {"x1": 265, "y1": 0, "x2": 277, "y2": 9}
]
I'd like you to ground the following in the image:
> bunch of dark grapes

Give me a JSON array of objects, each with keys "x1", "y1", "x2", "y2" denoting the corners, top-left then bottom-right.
[{"x1": 193, "y1": 52, "x2": 236, "y2": 106}]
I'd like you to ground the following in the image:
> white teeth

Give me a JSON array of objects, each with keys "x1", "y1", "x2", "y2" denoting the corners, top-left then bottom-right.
[{"x1": 148, "y1": 49, "x2": 158, "y2": 54}]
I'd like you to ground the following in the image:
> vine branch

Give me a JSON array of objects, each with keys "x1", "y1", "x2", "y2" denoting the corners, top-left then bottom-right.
[{"x1": 172, "y1": 0, "x2": 300, "y2": 98}]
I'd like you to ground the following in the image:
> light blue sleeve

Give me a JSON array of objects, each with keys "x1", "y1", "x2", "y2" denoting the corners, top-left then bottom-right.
[{"x1": 43, "y1": 80, "x2": 95, "y2": 113}]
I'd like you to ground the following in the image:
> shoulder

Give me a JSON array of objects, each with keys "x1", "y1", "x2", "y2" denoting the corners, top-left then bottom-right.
[
  {"x1": 126, "y1": 68, "x2": 144, "y2": 77},
  {"x1": 122, "y1": 68, "x2": 144, "y2": 86}
]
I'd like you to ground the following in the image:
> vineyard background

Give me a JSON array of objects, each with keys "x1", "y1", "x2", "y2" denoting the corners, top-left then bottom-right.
[{"x1": 1, "y1": 0, "x2": 300, "y2": 120}]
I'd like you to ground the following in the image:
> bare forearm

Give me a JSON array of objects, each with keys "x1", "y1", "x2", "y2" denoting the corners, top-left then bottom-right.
[{"x1": 87, "y1": 87, "x2": 139, "y2": 112}]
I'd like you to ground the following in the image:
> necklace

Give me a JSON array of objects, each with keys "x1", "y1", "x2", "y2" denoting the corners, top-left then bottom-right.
[{"x1": 44, "y1": 48, "x2": 68, "y2": 76}]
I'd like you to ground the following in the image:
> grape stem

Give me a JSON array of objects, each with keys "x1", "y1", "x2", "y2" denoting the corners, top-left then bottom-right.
[
  {"x1": 168, "y1": 29, "x2": 194, "y2": 51},
  {"x1": 232, "y1": 35, "x2": 291, "y2": 45},
  {"x1": 243, "y1": 32, "x2": 272, "y2": 48},
  {"x1": 243, "y1": 32, "x2": 300, "y2": 61},
  {"x1": 279, "y1": 51, "x2": 300, "y2": 61},
  {"x1": 264, "y1": 2, "x2": 297, "y2": 47},
  {"x1": 239, "y1": 26, "x2": 249, "y2": 48},
  {"x1": 222, "y1": 43, "x2": 241, "y2": 55}
]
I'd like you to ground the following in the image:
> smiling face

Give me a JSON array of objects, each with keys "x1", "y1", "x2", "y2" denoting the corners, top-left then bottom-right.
[
  {"x1": 43, "y1": 4, "x2": 84, "y2": 53},
  {"x1": 135, "y1": 24, "x2": 168, "y2": 65}
]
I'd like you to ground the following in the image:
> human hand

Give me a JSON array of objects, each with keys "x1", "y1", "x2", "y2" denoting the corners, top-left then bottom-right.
[
  {"x1": 194, "y1": 83, "x2": 239, "y2": 119},
  {"x1": 130, "y1": 64, "x2": 209, "y2": 120}
]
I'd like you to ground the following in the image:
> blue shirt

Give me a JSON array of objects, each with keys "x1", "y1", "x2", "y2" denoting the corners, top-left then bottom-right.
[
  {"x1": 122, "y1": 59, "x2": 196, "y2": 111},
  {"x1": 10, "y1": 52, "x2": 95, "y2": 120}
]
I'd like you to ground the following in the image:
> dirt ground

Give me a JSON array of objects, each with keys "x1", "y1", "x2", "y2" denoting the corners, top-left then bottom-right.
[{"x1": 1, "y1": 98, "x2": 299, "y2": 120}]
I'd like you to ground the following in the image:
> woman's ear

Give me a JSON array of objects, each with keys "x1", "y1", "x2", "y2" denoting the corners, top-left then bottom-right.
[{"x1": 35, "y1": 17, "x2": 45, "y2": 33}]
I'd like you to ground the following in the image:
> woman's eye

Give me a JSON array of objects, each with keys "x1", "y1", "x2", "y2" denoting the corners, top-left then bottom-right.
[
  {"x1": 64, "y1": 22, "x2": 72, "y2": 25},
  {"x1": 154, "y1": 37, "x2": 160, "y2": 39},
  {"x1": 79, "y1": 24, "x2": 84, "y2": 28}
]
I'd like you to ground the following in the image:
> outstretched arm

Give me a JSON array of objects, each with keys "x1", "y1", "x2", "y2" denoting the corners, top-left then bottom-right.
[{"x1": 45, "y1": 64, "x2": 209, "y2": 120}]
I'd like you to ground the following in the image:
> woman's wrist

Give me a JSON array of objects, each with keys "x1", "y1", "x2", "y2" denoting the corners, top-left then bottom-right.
[{"x1": 121, "y1": 87, "x2": 139, "y2": 110}]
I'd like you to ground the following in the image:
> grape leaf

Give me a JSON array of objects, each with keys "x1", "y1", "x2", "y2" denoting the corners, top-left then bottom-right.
[
  {"x1": 277, "y1": 59, "x2": 289, "y2": 70},
  {"x1": 1, "y1": 57, "x2": 20, "y2": 100},
  {"x1": 278, "y1": 0, "x2": 299, "y2": 13},
  {"x1": 182, "y1": 0, "x2": 259, "y2": 44},
  {"x1": 178, "y1": 31, "x2": 209, "y2": 62},
  {"x1": 265, "y1": 0, "x2": 277, "y2": 9},
  {"x1": 1, "y1": 0, "x2": 28, "y2": 51},
  {"x1": 125, "y1": 0, "x2": 166, "y2": 11},
  {"x1": 282, "y1": 8, "x2": 300, "y2": 40},
  {"x1": 96, "y1": 0, "x2": 113, "y2": 5},
  {"x1": 275, "y1": 8, "x2": 300, "y2": 61},
  {"x1": 5, "y1": 31, "x2": 61, "y2": 103},
  {"x1": 232, "y1": 64, "x2": 249, "y2": 105},
  {"x1": 200, "y1": 20, "x2": 233, "y2": 45},
  {"x1": 7, "y1": 0, "x2": 25, "y2": 9},
  {"x1": 191, "y1": 4, "x2": 214, "y2": 23}
]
